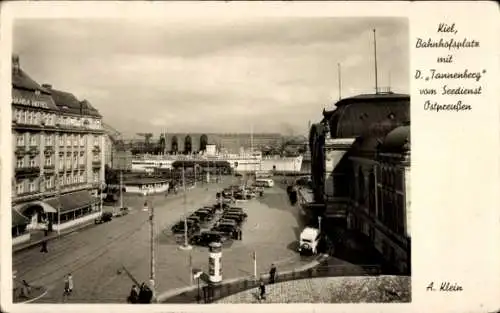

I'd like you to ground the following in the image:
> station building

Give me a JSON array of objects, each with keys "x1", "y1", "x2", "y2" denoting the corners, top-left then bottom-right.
[
  {"x1": 11, "y1": 55, "x2": 106, "y2": 244},
  {"x1": 305, "y1": 92, "x2": 410, "y2": 274}
]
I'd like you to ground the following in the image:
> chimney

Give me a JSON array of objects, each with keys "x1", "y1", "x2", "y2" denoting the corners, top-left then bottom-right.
[
  {"x1": 12, "y1": 55, "x2": 20, "y2": 73},
  {"x1": 42, "y1": 84, "x2": 52, "y2": 90}
]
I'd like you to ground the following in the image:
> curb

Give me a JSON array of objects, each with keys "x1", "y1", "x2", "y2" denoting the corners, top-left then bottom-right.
[
  {"x1": 13, "y1": 221, "x2": 97, "y2": 254},
  {"x1": 156, "y1": 253, "x2": 329, "y2": 303}
]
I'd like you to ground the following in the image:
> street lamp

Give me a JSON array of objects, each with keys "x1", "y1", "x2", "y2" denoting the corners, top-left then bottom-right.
[{"x1": 180, "y1": 166, "x2": 192, "y2": 251}]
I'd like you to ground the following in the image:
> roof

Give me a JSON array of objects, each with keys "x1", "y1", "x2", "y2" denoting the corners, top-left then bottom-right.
[
  {"x1": 12, "y1": 209, "x2": 29, "y2": 227},
  {"x1": 324, "y1": 93, "x2": 410, "y2": 139},
  {"x1": 12, "y1": 65, "x2": 51, "y2": 94},
  {"x1": 12, "y1": 87, "x2": 59, "y2": 111},
  {"x1": 45, "y1": 190, "x2": 98, "y2": 213},
  {"x1": 380, "y1": 125, "x2": 410, "y2": 152}
]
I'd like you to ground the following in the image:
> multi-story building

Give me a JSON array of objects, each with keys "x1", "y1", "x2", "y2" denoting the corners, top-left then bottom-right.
[
  {"x1": 103, "y1": 122, "x2": 121, "y2": 168},
  {"x1": 305, "y1": 92, "x2": 410, "y2": 274},
  {"x1": 11, "y1": 55, "x2": 105, "y2": 244}
]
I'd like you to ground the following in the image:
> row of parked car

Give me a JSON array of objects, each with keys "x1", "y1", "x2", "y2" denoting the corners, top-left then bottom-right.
[
  {"x1": 170, "y1": 193, "x2": 249, "y2": 246},
  {"x1": 95, "y1": 207, "x2": 130, "y2": 224}
]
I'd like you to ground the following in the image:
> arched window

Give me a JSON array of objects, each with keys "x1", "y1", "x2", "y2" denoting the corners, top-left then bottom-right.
[
  {"x1": 199, "y1": 134, "x2": 208, "y2": 152},
  {"x1": 184, "y1": 135, "x2": 192, "y2": 154},
  {"x1": 171, "y1": 136, "x2": 178, "y2": 154}
]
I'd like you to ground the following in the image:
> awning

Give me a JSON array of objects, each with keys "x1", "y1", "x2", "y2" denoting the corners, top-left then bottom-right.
[
  {"x1": 14, "y1": 200, "x2": 58, "y2": 215},
  {"x1": 12, "y1": 209, "x2": 29, "y2": 227},
  {"x1": 45, "y1": 190, "x2": 97, "y2": 214}
]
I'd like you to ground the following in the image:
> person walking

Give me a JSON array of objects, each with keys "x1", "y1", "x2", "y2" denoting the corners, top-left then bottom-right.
[
  {"x1": 67, "y1": 273, "x2": 74, "y2": 294},
  {"x1": 40, "y1": 240, "x2": 48, "y2": 253},
  {"x1": 269, "y1": 264, "x2": 277, "y2": 284},
  {"x1": 63, "y1": 275, "x2": 70, "y2": 298},
  {"x1": 258, "y1": 280, "x2": 266, "y2": 301}
]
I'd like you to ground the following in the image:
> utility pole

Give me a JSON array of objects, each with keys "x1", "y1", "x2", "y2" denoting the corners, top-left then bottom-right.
[
  {"x1": 120, "y1": 170, "x2": 123, "y2": 209},
  {"x1": 183, "y1": 166, "x2": 188, "y2": 248},
  {"x1": 149, "y1": 199, "x2": 155, "y2": 301}
]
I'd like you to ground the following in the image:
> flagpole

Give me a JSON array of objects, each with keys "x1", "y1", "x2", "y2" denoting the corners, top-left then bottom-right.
[{"x1": 253, "y1": 251, "x2": 257, "y2": 279}]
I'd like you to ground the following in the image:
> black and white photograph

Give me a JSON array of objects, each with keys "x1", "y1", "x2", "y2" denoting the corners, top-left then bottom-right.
[{"x1": 7, "y1": 15, "x2": 411, "y2": 305}]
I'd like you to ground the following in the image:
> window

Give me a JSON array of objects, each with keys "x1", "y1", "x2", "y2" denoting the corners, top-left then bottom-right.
[
  {"x1": 45, "y1": 135, "x2": 52, "y2": 146},
  {"x1": 80, "y1": 135, "x2": 85, "y2": 146},
  {"x1": 15, "y1": 110, "x2": 22, "y2": 123},
  {"x1": 29, "y1": 181, "x2": 36, "y2": 192},
  {"x1": 22, "y1": 111, "x2": 27, "y2": 123},
  {"x1": 29, "y1": 157, "x2": 36, "y2": 167},
  {"x1": 30, "y1": 134, "x2": 37, "y2": 146},
  {"x1": 27, "y1": 112, "x2": 33, "y2": 124},
  {"x1": 16, "y1": 181, "x2": 24, "y2": 194},
  {"x1": 80, "y1": 173, "x2": 84, "y2": 183},
  {"x1": 16, "y1": 158, "x2": 24, "y2": 168},
  {"x1": 66, "y1": 158, "x2": 71, "y2": 168},
  {"x1": 44, "y1": 157, "x2": 52, "y2": 166},
  {"x1": 66, "y1": 135, "x2": 71, "y2": 146},
  {"x1": 59, "y1": 135, "x2": 65, "y2": 146},
  {"x1": 16, "y1": 134, "x2": 25, "y2": 146},
  {"x1": 73, "y1": 135, "x2": 78, "y2": 146},
  {"x1": 59, "y1": 159, "x2": 65, "y2": 170},
  {"x1": 45, "y1": 177, "x2": 53, "y2": 189},
  {"x1": 34, "y1": 112, "x2": 40, "y2": 124},
  {"x1": 73, "y1": 154, "x2": 78, "y2": 164}
]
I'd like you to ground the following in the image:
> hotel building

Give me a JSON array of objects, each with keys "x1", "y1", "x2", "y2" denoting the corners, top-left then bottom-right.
[{"x1": 11, "y1": 55, "x2": 105, "y2": 244}]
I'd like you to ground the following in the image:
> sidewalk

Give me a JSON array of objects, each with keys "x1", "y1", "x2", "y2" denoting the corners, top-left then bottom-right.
[{"x1": 215, "y1": 275, "x2": 411, "y2": 303}]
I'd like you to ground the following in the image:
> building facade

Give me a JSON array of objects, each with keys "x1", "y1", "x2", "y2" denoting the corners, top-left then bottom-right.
[
  {"x1": 11, "y1": 55, "x2": 106, "y2": 243},
  {"x1": 306, "y1": 92, "x2": 411, "y2": 274}
]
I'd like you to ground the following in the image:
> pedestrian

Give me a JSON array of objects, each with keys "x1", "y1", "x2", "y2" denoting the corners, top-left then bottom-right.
[
  {"x1": 67, "y1": 273, "x2": 74, "y2": 294},
  {"x1": 128, "y1": 284, "x2": 139, "y2": 303},
  {"x1": 63, "y1": 275, "x2": 70, "y2": 297},
  {"x1": 269, "y1": 264, "x2": 277, "y2": 284},
  {"x1": 258, "y1": 280, "x2": 266, "y2": 301},
  {"x1": 40, "y1": 240, "x2": 48, "y2": 253}
]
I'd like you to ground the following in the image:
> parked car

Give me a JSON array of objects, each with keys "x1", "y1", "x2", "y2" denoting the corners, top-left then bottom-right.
[
  {"x1": 194, "y1": 209, "x2": 213, "y2": 222},
  {"x1": 216, "y1": 219, "x2": 238, "y2": 228},
  {"x1": 114, "y1": 207, "x2": 129, "y2": 217},
  {"x1": 171, "y1": 220, "x2": 200, "y2": 235},
  {"x1": 187, "y1": 215, "x2": 201, "y2": 225},
  {"x1": 190, "y1": 231, "x2": 228, "y2": 246},
  {"x1": 202, "y1": 206, "x2": 217, "y2": 215},
  {"x1": 221, "y1": 213, "x2": 244, "y2": 225},
  {"x1": 213, "y1": 202, "x2": 230, "y2": 210},
  {"x1": 225, "y1": 207, "x2": 247, "y2": 217},
  {"x1": 95, "y1": 211, "x2": 113, "y2": 224},
  {"x1": 212, "y1": 223, "x2": 239, "y2": 239}
]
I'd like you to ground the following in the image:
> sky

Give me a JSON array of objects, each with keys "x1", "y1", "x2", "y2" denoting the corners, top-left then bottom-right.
[{"x1": 13, "y1": 17, "x2": 408, "y2": 137}]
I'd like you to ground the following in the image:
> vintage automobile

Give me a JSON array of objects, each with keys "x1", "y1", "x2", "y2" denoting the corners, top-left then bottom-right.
[
  {"x1": 95, "y1": 211, "x2": 113, "y2": 224},
  {"x1": 190, "y1": 231, "x2": 228, "y2": 246},
  {"x1": 171, "y1": 220, "x2": 200, "y2": 235},
  {"x1": 221, "y1": 213, "x2": 246, "y2": 225}
]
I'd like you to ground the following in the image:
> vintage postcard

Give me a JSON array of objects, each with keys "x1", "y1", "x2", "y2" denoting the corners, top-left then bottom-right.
[{"x1": 0, "y1": 1, "x2": 499, "y2": 313}]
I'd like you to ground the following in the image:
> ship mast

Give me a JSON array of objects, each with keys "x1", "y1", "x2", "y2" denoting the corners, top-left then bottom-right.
[
  {"x1": 373, "y1": 29, "x2": 379, "y2": 94},
  {"x1": 338, "y1": 63, "x2": 342, "y2": 100}
]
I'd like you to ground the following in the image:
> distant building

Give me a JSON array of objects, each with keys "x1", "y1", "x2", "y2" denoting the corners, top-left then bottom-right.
[
  {"x1": 123, "y1": 133, "x2": 283, "y2": 154},
  {"x1": 305, "y1": 92, "x2": 410, "y2": 274},
  {"x1": 11, "y1": 55, "x2": 106, "y2": 243}
]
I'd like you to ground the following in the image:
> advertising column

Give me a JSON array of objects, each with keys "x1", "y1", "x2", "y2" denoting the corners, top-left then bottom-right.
[{"x1": 208, "y1": 242, "x2": 222, "y2": 284}]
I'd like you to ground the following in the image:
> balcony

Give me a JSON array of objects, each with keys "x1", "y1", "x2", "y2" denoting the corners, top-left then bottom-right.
[
  {"x1": 44, "y1": 146, "x2": 54, "y2": 155},
  {"x1": 28, "y1": 146, "x2": 39, "y2": 155},
  {"x1": 92, "y1": 160, "x2": 101, "y2": 168},
  {"x1": 15, "y1": 166, "x2": 40, "y2": 177},
  {"x1": 43, "y1": 164, "x2": 55, "y2": 173},
  {"x1": 92, "y1": 146, "x2": 101, "y2": 153},
  {"x1": 14, "y1": 146, "x2": 29, "y2": 156}
]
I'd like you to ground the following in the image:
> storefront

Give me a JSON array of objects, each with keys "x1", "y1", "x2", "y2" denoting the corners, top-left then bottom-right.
[
  {"x1": 122, "y1": 179, "x2": 170, "y2": 195},
  {"x1": 44, "y1": 190, "x2": 101, "y2": 231},
  {"x1": 12, "y1": 209, "x2": 30, "y2": 245}
]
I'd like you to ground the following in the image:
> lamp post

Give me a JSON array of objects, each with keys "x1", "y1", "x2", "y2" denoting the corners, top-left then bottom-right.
[{"x1": 149, "y1": 200, "x2": 156, "y2": 301}]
